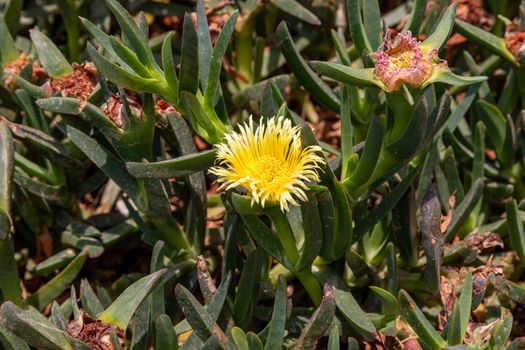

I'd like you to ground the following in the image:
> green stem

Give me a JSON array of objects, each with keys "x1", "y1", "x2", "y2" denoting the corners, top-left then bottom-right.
[
  {"x1": 386, "y1": 89, "x2": 423, "y2": 142},
  {"x1": 57, "y1": 0, "x2": 79, "y2": 62},
  {"x1": 511, "y1": 163, "x2": 525, "y2": 200},
  {"x1": 267, "y1": 207, "x2": 323, "y2": 306},
  {"x1": 514, "y1": 67, "x2": 525, "y2": 110},
  {"x1": 151, "y1": 218, "x2": 194, "y2": 258},
  {"x1": 235, "y1": 21, "x2": 254, "y2": 89}
]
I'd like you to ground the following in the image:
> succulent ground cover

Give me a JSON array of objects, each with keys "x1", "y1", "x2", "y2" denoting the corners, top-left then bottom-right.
[{"x1": 0, "y1": 0, "x2": 525, "y2": 348}]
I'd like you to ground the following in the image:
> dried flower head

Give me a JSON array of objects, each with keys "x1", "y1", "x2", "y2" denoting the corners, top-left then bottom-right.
[
  {"x1": 505, "y1": 20, "x2": 525, "y2": 64},
  {"x1": 47, "y1": 62, "x2": 98, "y2": 101},
  {"x1": 371, "y1": 31, "x2": 439, "y2": 92},
  {"x1": 102, "y1": 93, "x2": 142, "y2": 128},
  {"x1": 209, "y1": 116, "x2": 325, "y2": 211},
  {"x1": 2, "y1": 53, "x2": 47, "y2": 88}
]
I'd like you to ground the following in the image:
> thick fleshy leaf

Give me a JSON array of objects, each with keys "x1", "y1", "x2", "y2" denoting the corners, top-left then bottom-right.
[
  {"x1": 126, "y1": 149, "x2": 216, "y2": 179},
  {"x1": 203, "y1": 11, "x2": 238, "y2": 111},
  {"x1": 179, "y1": 13, "x2": 199, "y2": 96},
  {"x1": 155, "y1": 314, "x2": 178, "y2": 350},
  {"x1": 0, "y1": 16, "x2": 18, "y2": 66},
  {"x1": 294, "y1": 285, "x2": 336, "y2": 350},
  {"x1": 161, "y1": 32, "x2": 178, "y2": 98},
  {"x1": 425, "y1": 66, "x2": 487, "y2": 88},
  {"x1": 419, "y1": 4, "x2": 456, "y2": 53},
  {"x1": 0, "y1": 324, "x2": 29, "y2": 350},
  {"x1": 0, "y1": 121, "x2": 14, "y2": 239},
  {"x1": 105, "y1": 0, "x2": 156, "y2": 70},
  {"x1": 475, "y1": 100, "x2": 506, "y2": 155},
  {"x1": 265, "y1": 275, "x2": 288, "y2": 350},
  {"x1": 27, "y1": 253, "x2": 87, "y2": 311},
  {"x1": 98, "y1": 269, "x2": 167, "y2": 329},
  {"x1": 311, "y1": 61, "x2": 382, "y2": 89},
  {"x1": 363, "y1": 0, "x2": 382, "y2": 50},
  {"x1": 507, "y1": 199, "x2": 525, "y2": 265},
  {"x1": 79, "y1": 279, "x2": 104, "y2": 317},
  {"x1": 333, "y1": 286, "x2": 377, "y2": 340},
  {"x1": 29, "y1": 29, "x2": 73, "y2": 78},
  {"x1": 404, "y1": 0, "x2": 427, "y2": 34},
  {"x1": 489, "y1": 273, "x2": 525, "y2": 304},
  {"x1": 444, "y1": 178, "x2": 484, "y2": 241},
  {"x1": 369, "y1": 287, "x2": 398, "y2": 318},
  {"x1": 353, "y1": 165, "x2": 420, "y2": 242},
  {"x1": 174, "y1": 284, "x2": 227, "y2": 345},
  {"x1": 399, "y1": 290, "x2": 446, "y2": 350},
  {"x1": 454, "y1": 19, "x2": 517, "y2": 64},
  {"x1": 489, "y1": 308, "x2": 513, "y2": 349},
  {"x1": 0, "y1": 238, "x2": 23, "y2": 306},
  {"x1": 109, "y1": 36, "x2": 151, "y2": 78},
  {"x1": 344, "y1": 116, "x2": 385, "y2": 192},
  {"x1": 419, "y1": 184, "x2": 443, "y2": 291},
  {"x1": 273, "y1": 0, "x2": 321, "y2": 25},
  {"x1": 346, "y1": 0, "x2": 373, "y2": 54},
  {"x1": 0, "y1": 302, "x2": 72, "y2": 350},
  {"x1": 239, "y1": 213, "x2": 292, "y2": 270},
  {"x1": 233, "y1": 249, "x2": 264, "y2": 329},
  {"x1": 62, "y1": 124, "x2": 146, "y2": 209},
  {"x1": 277, "y1": 22, "x2": 340, "y2": 111},
  {"x1": 447, "y1": 272, "x2": 472, "y2": 345},
  {"x1": 88, "y1": 44, "x2": 166, "y2": 96}
]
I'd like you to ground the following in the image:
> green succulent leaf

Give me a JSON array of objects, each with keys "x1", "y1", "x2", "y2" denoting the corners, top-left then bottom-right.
[
  {"x1": 27, "y1": 253, "x2": 87, "y2": 311},
  {"x1": 277, "y1": 22, "x2": 340, "y2": 112},
  {"x1": 29, "y1": 29, "x2": 73, "y2": 78},
  {"x1": 311, "y1": 61, "x2": 383, "y2": 89},
  {"x1": 424, "y1": 66, "x2": 487, "y2": 88},
  {"x1": 399, "y1": 290, "x2": 446, "y2": 350},
  {"x1": 179, "y1": 13, "x2": 199, "y2": 96},
  {"x1": 0, "y1": 121, "x2": 14, "y2": 239},
  {"x1": 98, "y1": 269, "x2": 168, "y2": 329},
  {"x1": 126, "y1": 149, "x2": 216, "y2": 179},
  {"x1": 446, "y1": 271, "x2": 472, "y2": 345},
  {"x1": 346, "y1": 0, "x2": 373, "y2": 54},
  {"x1": 294, "y1": 285, "x2": 337, "y2": 350},
  {"x1": 0, "y1": 302, "x2": 72, "y2": 350},
  {"x1": 0, "y1": 16, "x2": 18, "y2": 66},
  {"x1": 420, "y1": 4, "x2": 456, "y2": 53},
  {"x1": 265, "y1": 275, "x2": 288, "y2": 350},
  {"x1": 333, "y1": 286, "x2": 377, "y2": 341},
  {"x1": 454, "y1": 19, "x2": 517, "y2": 64},
  {"x1": 155, "y1": 314, "x2": 178, "y2": 350},
  {"x1": 404, "y1": 0, "x2": 427, "y2": 34},
  {"x1": 273, "y1": 0, "x2": 321, "y2": 25}
]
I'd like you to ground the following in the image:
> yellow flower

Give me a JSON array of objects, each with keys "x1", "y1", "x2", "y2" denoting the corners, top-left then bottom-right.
[{"x1": 209, "y1": 116, "x2": 325, "y2": 211}]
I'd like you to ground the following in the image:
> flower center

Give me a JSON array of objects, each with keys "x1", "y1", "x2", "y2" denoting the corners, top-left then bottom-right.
[
  {"x1": 249, "y1": 155, "x2": 290, "y2": 187},
  {"x1": 389, "y1": 50, "x2": 416, "y2": 69}
]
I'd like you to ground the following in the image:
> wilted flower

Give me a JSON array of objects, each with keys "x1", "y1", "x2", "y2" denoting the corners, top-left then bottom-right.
[
  {"x1": 505, "y1": 21, "x2": 525, "y2": 65},
  {"x1": 44, "y1": 62, "x2": 98, "y2": 101},
  {"x1": 209, "y1": 116, "x2": 325, "y2": 211},
  {"x1": 2, "y1": 53, "x2": 46, "y2": 88},
  {"x1": 102, "y1": 93, "x2": 142, "y2": 128},
  {"x1": 371, "y1": 31, "x2": 440, "y2": 92}
]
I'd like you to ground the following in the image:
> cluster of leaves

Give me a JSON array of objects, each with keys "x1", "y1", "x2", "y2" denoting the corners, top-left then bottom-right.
[{"x1": 1, "y1": 0, "x2": 525, "y2": 349}]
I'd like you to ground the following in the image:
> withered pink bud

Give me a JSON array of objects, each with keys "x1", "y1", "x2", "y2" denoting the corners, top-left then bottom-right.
[{"x1": 371, "y1": 31, "x2": 440, "y2": 92}]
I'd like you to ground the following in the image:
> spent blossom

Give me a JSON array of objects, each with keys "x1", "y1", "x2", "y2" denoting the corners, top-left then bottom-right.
[{"x1": 371, "y1": 31, "x2": 441, "y2": 92}]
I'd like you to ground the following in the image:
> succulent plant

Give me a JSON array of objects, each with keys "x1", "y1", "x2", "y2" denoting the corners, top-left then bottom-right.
[{"x1": 0, "y1": 0, "x2": 525, "y2": 349}]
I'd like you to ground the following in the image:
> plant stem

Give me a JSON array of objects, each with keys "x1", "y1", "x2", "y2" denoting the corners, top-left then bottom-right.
[
  {"x1": 235, "y1": 23, "x2": 253, "y2": 89},
  {"x1": 267, "y1": 207, "x2": 323, "y2": 306}
]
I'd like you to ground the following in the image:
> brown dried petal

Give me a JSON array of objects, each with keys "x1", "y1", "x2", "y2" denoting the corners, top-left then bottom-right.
[
  {"x1": 67, "y1": 312, "x2": 124, "y2": 350},
  {"x1": 50, "y1": 62, "x2": 97, "y2": 101}
]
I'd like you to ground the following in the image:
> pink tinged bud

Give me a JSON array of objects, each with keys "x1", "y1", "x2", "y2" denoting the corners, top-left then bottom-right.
[{"x1": 371, "y1": 31, "x2": 439, "y2": 92}]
